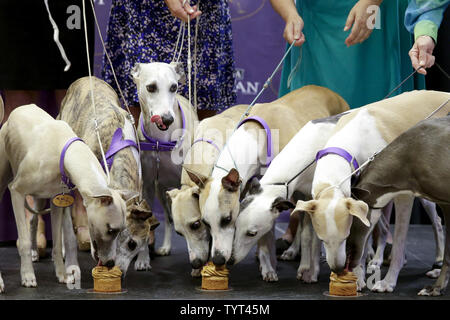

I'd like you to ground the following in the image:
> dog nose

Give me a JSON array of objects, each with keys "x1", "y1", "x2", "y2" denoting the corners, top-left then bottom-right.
[
  {"x1": 161, "y1": 114, "x2": 174, "y2": 127},
  {"x1": 104, "y1": 260, "x2": 115, "y2": 269},
  {"x1": 191, "y1": 258, "x2": 204, "y2": 269},
  {"x1": 212, "y1": 252, "x2": 226, "y2": 266}
]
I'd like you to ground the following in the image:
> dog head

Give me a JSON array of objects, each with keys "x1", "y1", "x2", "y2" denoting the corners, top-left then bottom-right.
[
  {"x1": 167, "y1": 186, "x2": 210, "y2": 269},
  {"x1": 82, "y1": 188, "x2": 130, "y2": 267},
  {"x1": 115, "y1": 198, "x2": 155, "y2": 275},
  {"x1": 292, "y1": 184, "x2": 369, "y2": 273},
  {"x1": 232, "y1": 179, "x2": 294, "y2": 265},
  {"x1": 131, "y1": 62, "x2": 184, "y2": 131},
  {"x1": 186, "y1": 168, "x2": 241, "y2": 266}
]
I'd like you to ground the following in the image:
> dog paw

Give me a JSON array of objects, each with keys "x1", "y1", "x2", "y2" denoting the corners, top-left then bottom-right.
[
  {"x1": 191, "y1": 268, "x2": 201, "y2": 278},
  {"x1": 297, "y1": 268, "x2": 318, "y2": 283},
  {"x1": 155, "y1": 246, "x2": 171, "y2": 256},
  {"x1": 371, "y1": 280, "x2": 395, "y2": 293},
  {"x1": 65, "y1": 265, "x2": 81, "y2": 289},
  {"x1": 134, "y1": 258, "x2": 152, "y2": 271},
  {"x1": 31, "y1": 250, "x2": 39, "y2": 262},
  {"x1": 426, "y1": 268, "x2": 441, "y2": 279},
  {"x1": 280, "y1": 248, "x2": 297, "y2": 261},
  {"x1": 21, "y1": 272, "x2": 37, "y2": 288},
  {"x1": 262, "y1": 270, "x2": 278, "y2": 282},
  {"x1": 418, "y1": 285, "x2": 444, "y2": 296}
]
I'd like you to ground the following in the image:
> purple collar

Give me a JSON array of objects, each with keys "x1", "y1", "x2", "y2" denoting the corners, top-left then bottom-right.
[
  {"x1": 60, "y1": 137, "x2": 84, "y2": 189},
  {"x1": 101, "y1": 128, "x2": 139, "y2": 172},
  {"x1": 192, "y1": 138, "x2": 221, "y2": 152},
  {"x1": 316, "y1": 147, "x2": 360, "y2": 173},
  {"x1": 237, "y1": 116, "x2": 273, "y2": 167},
  {"x1": 139, "y1": 101, "x2": 186, "y2": 152}
]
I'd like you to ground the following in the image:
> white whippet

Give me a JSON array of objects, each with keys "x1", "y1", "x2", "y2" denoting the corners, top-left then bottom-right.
[
  {"x1": 167, "y1": 104, "x2": 247, "y2": 277},
  {"x1": 186, "y1": 85, "x2": 349, "y2": 281},
  {"x1": 133, "y1": 62, "x2": 198, "y2": 270},
  {"x1": 0, "y1": 105, "x2": 128, "y2": 292},
  {"x1": 292, "y1": 90, "x2": 450, "y2": 292}
]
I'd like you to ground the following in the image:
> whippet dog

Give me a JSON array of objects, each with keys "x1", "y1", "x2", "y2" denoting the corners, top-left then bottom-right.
[
  {"x1": 186, "y1": 85, "x2": 349, "y2": 281},
  {"x1": 167, "y1": 104, "x2": 247, "y2": 277},
  {"x1": 58, "y1": 77, "x2": 154, "y2": 275},
  {"x1": 351, "y1": 114, "x2": 450, "y2": 296},
  {"x1": 233, "y1": 111, "x2": 351, "y2": 282},
  {"x1": 133, "y1": 62, "x2": 198, "y2": 270},
  {"x1": 0, "y1": 105, "x2": 128, "y2": 292},
  {"x1": 292, "y1": 90, "x2": 450, "y2": 292}
]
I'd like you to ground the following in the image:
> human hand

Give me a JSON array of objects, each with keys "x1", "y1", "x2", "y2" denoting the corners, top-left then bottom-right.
[
  {"x1": 344, "y1": 0, "x2": 382, "y2": 47},
  {"x1": 164, "y1": 0, "x2": 202, "y2": 22},
  {"x1": 409, "y1": 36, "x2": 436, "y2": 75},
  {"x1": 283, "y1": 13, "x2": 305, "y2": 47}
]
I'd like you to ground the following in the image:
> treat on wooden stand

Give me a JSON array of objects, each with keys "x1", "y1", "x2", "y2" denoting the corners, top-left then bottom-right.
[
  {"x1": 92, "y1": 266, "x2": 122, "y2": 293},
  {"x1": 329, "y1": 271, "x2": 357, "y2": 296},
  {"x1": 201, "y1": 262, "x2": 229, "y2": 290}
]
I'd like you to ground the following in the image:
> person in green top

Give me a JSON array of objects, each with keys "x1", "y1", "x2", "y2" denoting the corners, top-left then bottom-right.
[{"x1": 405, "y1": 0, "x2": 449, "y2": 75}]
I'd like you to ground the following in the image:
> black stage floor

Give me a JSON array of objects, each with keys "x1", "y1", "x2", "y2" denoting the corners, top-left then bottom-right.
[{"x1": 0, "y1": 224, "x2": 447, "y2": 300}]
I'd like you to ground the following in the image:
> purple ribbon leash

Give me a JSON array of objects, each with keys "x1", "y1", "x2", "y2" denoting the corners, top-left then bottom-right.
[
  {"x1": 60, "y1": 137, "x2": 84, "y2": 189},
  {"x1": 139, "y1": 100, "x2": 186, "y2": 152},
  {"x1": 101, "y1": 127, "x2": 139, "y2": 172},
  {"x1": 315, "y1": 147, "x2": 360, "y2": 172},
  {"x1": 237, "y1": 116, "x2": 273, "y2": 167}
]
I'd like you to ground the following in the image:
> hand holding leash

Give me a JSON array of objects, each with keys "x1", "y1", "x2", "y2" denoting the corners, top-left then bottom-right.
[{"x1": 165, "y1": 0, "x2": 202, "y2": 22}]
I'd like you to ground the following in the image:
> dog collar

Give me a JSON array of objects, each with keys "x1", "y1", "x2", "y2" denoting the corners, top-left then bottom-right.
[
  {"x1": 237, "y1": 116, "x2": 273, "y2": 167},
  {"x1": 60, "y1": 137, "x2": 84, "y2": 189},
  {"x1": 316, "y1": 147, "x2": 360, "y2": 185},
  {"x1": 139, "y1": 100, "x2": 186, "y2": 152},
  {"x1": 191, "y1": 138, "x2": 221, "y2": 152},
  {"x1": 101, "y1": 127, "x2": 138, "y2": 172}
]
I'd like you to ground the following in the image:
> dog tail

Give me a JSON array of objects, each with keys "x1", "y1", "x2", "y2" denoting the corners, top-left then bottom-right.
[{"x1": 0, "y1": 94, "x2": 4, "y2": 123}]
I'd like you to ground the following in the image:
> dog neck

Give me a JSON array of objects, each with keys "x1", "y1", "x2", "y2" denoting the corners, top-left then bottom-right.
[{"x1": 63, "y1": 140, "x2": 110, "y2": 196}]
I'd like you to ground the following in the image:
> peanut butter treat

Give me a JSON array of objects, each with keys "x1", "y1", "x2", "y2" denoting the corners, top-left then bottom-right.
[
  {"x1": 201, "y1": 262, "x2": 229, "y2": 290},
  {"x1": 92, "y1": 266, "x2": 122, "y2": 293},
  {"x1": 329, "y1": 271, "x2": 357, "y2": 296}
]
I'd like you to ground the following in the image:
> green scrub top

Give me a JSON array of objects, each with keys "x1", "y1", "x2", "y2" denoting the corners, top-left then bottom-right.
[{"x1": 279, "y1": 0, "x2": 425, "y2": 109}]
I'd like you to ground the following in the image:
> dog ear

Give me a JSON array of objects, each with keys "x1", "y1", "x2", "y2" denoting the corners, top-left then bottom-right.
[
  {"x1": 292, "y1": 200, "x2": 318, "y2": 215},
  {"x1": 271, "y1": 197, "x2": 295, "y2": 213},
  {"x1": 166, "y1": 188, "x2": 180, "y2": 200},
  {"x1": 351, "y1": 187, "x2": 371, "y2": 201},
  {"x1": 221, "y1": 168, "x2": 241, "y2": 192},
  {"x1": 184, "y1": 166, "x2": 208, "y2": 188},
  {"x1": 170, "y1": 62, "x2": 186, "y2": 84},
  {"x1": 131, "y1": 63, "x2": 142, "y2": 81},
  {"x1": 248, "y1": 177, "x2": 262, "y2": 195},
  {"x1": 345, "y1": 198, "x2": 370, "y2": 227},
  {"x1": 119, "y1": 190, "x2": 140, "y2": 204}
]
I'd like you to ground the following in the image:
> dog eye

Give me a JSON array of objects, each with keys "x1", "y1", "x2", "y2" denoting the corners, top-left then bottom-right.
[
  {"x1": 220, "y1": 215, "x2": 232, "y2": 228},
  {"x1": 190, "y1": 220, "x2": 201, "y2": 231},
  {"x1": 127, "y1": 239, "x2": 137, "y2": 251},
  {"x1": 146, "y1": 84, "x2": 157, "y2": 93},
  {"x1": 246, "y1": 230, "x2": 257, "y2": 237},
  {"x1": 170, "y1": 84, "x2": 177, "y2": 93}
]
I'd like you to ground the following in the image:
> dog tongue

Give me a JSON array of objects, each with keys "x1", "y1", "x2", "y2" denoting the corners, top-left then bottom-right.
[
  {"x1": 150, "y1": 115, "x2": 166, "y2": 130},
  {"x1": 97, "y1": 260, "x2": 103, "y2": 267}
]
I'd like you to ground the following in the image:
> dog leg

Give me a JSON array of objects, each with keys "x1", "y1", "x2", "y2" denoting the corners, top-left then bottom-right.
[
  {"x1": 372, "y1": 195, "x2": 413, "y2": 293},
  {"x1": 418, "y1": 204, "x2": 450, "y2": 296},
  {"x1": 71, "y1": 190, "x2": 90, "y2": 251},
  {"x1": 50, "y1": 204, "x2": 66, "y2": 283},
  {"x1": 155, "y1": 187, "x2": 172, "y2": 256},
  {"x1": 29, "y1": 213, "x2": 39, "y2": 262},
  {"x1": 281, "y1": 216, "x2": 302, "y2": 261},
  {"x1": 297, "y1": 214, "x2": 313, "y2": 282},
  {"x1": 62, "y1": 207, "x2": 80, "y2": 287},
  {"x1": 134, "y1": 245, "x2": 152, "y2": 271},
  {"x1": 257, "y1": 231, "x2": 278, "y2": 282},
  {"x1": 368, "y1": 201, "x2": 393, "y2": 271},
  {"x1": 0, "y1": 271, "x2": 4, "y2": 293},
  {"x1": 420, "y1": 198, "x2": 444, "y2": 279},
  {"x1": 10, "y1": 189, "x2": 36, "y2": 287}
]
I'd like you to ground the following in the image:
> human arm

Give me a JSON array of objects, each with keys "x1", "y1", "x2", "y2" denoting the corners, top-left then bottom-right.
[
  {"x1": 164, "y1": 0, "x2": 202, "y2": 22},
  {"x1": 269, "y1": 0, "x2": 305, "y2": 46},
  {"x1": 344, "y1": 0, "x2": 383, "y2": 47}
]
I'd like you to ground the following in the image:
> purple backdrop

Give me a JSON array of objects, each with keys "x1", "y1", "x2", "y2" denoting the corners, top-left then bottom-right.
[{"x1": 0, "y1": 0, "x2": 286, "y2": 241}]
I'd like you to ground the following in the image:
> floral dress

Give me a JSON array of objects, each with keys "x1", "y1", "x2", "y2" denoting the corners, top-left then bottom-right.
[{"x1": 102, "y1": 0, "x2": 236, "y2": 112}]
